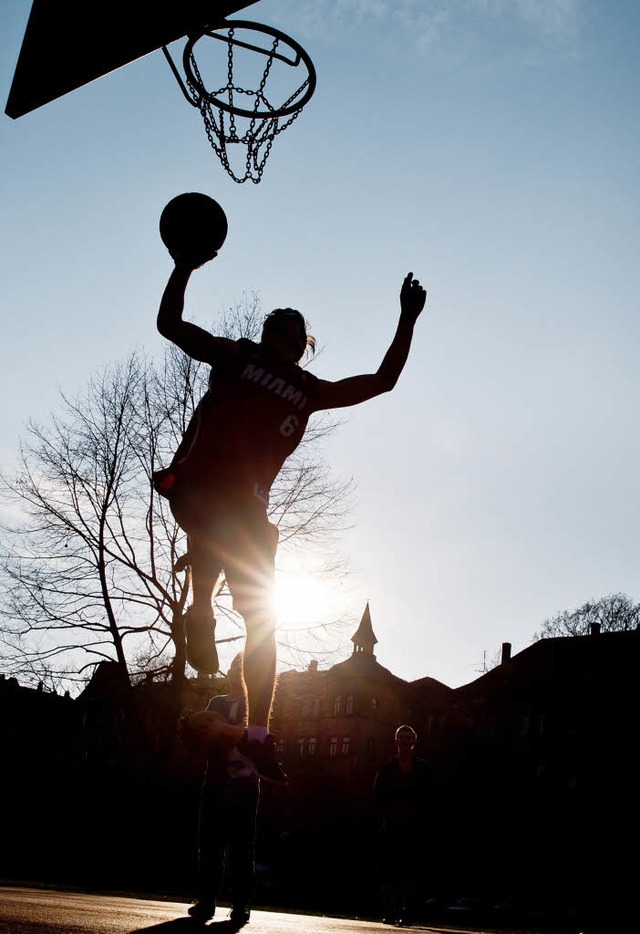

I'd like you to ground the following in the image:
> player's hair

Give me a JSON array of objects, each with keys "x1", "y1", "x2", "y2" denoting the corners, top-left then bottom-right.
[
  {"x1": 395, "y1": 724, "x2": 417, "y2": 742},
  {"x1": 261, "y1": 307, "x2": 316, "y2": 362}
]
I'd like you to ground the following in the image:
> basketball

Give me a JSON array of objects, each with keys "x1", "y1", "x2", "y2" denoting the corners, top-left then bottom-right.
[
  {"x1": 159, "y1": 192, "x2": 228, "y2": 264},
  {"x1": 179, "y1": 709, "x2": 245, "y2": 753}
]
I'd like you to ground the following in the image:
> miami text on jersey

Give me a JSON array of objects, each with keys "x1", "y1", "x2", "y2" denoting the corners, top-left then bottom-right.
[{"x1": 240, "y1": 362, "x2": 309, "y2": 411}]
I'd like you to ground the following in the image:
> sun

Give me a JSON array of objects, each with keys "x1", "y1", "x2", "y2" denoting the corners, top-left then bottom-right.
[{"x1": 274, "y1": 567, "x2": 343, "y2": 629}]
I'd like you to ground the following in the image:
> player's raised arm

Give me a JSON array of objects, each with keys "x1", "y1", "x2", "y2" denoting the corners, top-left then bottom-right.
[
  {"x1": 312, "y1": 272, "x2": 427, "y2": 411},
  {"x1": 157, "y1": 262, "x2": 236, "y2": 364}
]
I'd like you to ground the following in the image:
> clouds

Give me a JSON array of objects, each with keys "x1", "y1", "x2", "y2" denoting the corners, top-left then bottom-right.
[
  {"x1": 508, "y1": 0, "x2": 584, "y2": 37},
  {"x1": 270, "y1": 0, "x2": 585, "y2": 53}
]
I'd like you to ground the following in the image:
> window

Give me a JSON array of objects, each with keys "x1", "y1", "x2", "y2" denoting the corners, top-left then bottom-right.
[
  {"x1": 276, "y1": 738, "x2": 285, "y2": 756},
  {"x1": 333, "y1": 695, "x2": 342, "y2": 716},
  {"x1": 329, "y1": 736, "x2": 338, "y2": 757},
  {"x1": 366, "y1": 737, "x2": 376, "y2": 757},
  {"x1": 341, "y1": 735, "x2": 351, "y2": 756},
  {"x1": 297, "y1": 737, "x2": 307, "y2": 758},
  {"x1": 308, "y1": 736, "x2": 317, "y2": 757},
  {"x1": 302, "y1": 698, "x2": 319, "y2": 717},
  {"x1": 346, "y1": 694, "x2": 355, "y2": 715},
  {"x1": 371, "y1": 696, "x2": 378, "y2": 709}
]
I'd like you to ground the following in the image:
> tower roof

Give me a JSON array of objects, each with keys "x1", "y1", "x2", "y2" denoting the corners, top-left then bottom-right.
[{"x1": 351, "y1": 602, "x2": 378, "y2": 650}]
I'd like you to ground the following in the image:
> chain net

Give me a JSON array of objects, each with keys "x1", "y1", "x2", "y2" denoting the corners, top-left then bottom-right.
[{"x1": 186, "y1": 27, "x2": 313, "y2": 184}]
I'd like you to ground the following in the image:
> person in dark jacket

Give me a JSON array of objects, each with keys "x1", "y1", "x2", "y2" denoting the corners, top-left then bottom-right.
[
  {"x1": 373, "y1": 724, "x2": 431, "y2": 926},
  {"x1": 186, "y1": 654, "x2": 259, "y2": 929}
]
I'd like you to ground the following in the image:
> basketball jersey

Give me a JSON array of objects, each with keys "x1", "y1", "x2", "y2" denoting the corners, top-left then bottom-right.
[
  {"x1": 205, "y1": 693, "x2": 259, "y2": 788},
  {"x1": 170, "y1": 339, "x2": 320, "y2": 504}
]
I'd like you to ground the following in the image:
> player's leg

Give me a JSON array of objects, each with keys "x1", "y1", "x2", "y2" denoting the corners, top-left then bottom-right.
[
  {"x1": 226, "y1": 515, "x2": 278, "y2": 725},
  {"x1": 227, "y1": 784, "x2": 259, "y2": 927},
  {"x1": 379, "y1": 830, "x2": 402, "y2": 924},
  {"x1": 226, "y1": 517, "x2": 287, "y2": 783},
  {"x1": 243, "y1": 606, "x2": 277, "y2": 729},
  {"x1": 170, "y1": 490, "x2": 222, "y2": 674},
  {"x1": 185, "y1": 534, "x2": 223, "y2": 674},
  {"x1": 189, "y1": 784, "x2": 228, "y2": 921}
]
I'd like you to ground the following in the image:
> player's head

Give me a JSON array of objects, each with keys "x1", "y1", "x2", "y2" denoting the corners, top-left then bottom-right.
[
  {"x1": 395, "y1": 724, "x2": 417, "y2": 748},
  {"x1": 261, "y1": 308, "x2": 315, "y2": 363}
]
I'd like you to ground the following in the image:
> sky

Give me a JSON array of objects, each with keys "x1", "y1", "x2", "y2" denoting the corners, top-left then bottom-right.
[{"x1": 1, "y1": 0, "x2": 639, "y2": 689}]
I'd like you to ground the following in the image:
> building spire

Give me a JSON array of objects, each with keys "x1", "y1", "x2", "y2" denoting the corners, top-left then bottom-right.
[{"x1": 351, "y1": 601, "x2": 378, "y2": 658}]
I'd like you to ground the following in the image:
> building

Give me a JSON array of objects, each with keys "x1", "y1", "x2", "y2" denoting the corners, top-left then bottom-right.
[
  {"x1": 2, "y1": 610, "x2": 638, "y2": 925},
  {"x1": 270, "y1": 602, "x2": 450, "y2": 810}
]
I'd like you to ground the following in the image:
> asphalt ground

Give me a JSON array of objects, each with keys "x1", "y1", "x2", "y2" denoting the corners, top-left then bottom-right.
[{"x1": 0, "y1": 883, "x2": 580, "y2": 934}]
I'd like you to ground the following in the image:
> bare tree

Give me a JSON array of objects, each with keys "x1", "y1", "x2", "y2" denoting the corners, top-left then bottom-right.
[
  {"x1": 477, "y1": 646, "x2": 502, "y2": 675},
  {"x1": 533, "y1": 592, "x2": 640, "y2": 641},
  {"x1": 476, "y1": 592, "x2": 640, "y2": 674},
  {"x1": 0, "y1": 294, "x2": 355, "y2": 694}
]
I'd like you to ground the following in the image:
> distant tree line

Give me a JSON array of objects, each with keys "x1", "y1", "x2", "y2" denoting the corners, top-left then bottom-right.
[{"x1": 480, "y1": 591, "x2": 640, "y2": 672}]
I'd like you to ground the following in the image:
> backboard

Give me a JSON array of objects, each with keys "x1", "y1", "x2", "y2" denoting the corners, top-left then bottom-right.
[{"x1": 5, "y1": 0, "x2": 260, "y2": 118}]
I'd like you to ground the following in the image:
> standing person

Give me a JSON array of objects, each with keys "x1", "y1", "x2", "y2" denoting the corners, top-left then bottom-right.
[
  {"x1": 373, "y1": 725, "x2": 432, "y2": 926},
  {"x1": 156, "y1": 253, "x2": 427, "y2": 784},
  {"x1": 185, "y1": 653, "x2": 260, "y2": 928}
]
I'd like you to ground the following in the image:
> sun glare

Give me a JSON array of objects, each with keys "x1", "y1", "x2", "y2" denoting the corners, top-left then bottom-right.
[{"x1": 274, "y1": 569, "x2": 343, "y2": 629}]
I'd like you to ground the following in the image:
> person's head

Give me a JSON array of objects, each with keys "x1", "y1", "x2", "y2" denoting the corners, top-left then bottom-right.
[
  {"x1": 394, "y1": 724, "x2": 417, "y2": 752},
  {"x1": 260, "y1": 308, "x2": 315, "y2": 364}
]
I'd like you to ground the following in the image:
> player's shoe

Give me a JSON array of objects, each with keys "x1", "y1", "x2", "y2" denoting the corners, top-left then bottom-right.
[
  {"x1": 184, "y1": 608, "x2": 219, "y2": 675},
  {"x1": 188, "y1": 899, "x2": 216, "y2": 922},
  {"x1": 230, "y1": 905, "x2": 251, "y2": 928},
  {"x1": 238, "y1": 733, "x2": 288, "y2": 784}
]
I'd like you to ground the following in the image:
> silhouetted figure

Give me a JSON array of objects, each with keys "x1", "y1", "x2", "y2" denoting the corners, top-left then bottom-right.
[
  {"x1": 374, "y1": 724, "x2": 432, "y2": 926},
  {"x1": 187, "y1": 654, "x2": 258, "y2": 929},
  {"x1": 156, "y1": 253, "x2": 426, "y2": 783}
]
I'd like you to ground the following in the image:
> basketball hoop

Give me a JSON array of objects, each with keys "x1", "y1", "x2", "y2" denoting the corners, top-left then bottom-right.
[{"x1": 163, "y1": 20, "x2": 317, "y2": 184}]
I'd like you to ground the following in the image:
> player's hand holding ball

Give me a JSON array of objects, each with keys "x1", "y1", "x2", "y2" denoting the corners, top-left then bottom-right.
[{"x1": 160, "y1": 192, "x2": 228, "y2": 271}]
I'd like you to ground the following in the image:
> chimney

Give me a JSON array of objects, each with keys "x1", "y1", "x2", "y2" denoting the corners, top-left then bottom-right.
[
  {"x1": 590, "y1": 623, "x2": 601, "y2": 637},
  {"x1": 501, "y1": 642, "x2": 512, "y2": 664},
  {"x1": 308, "y1": 659, "x2": 318, "y2": 673}
]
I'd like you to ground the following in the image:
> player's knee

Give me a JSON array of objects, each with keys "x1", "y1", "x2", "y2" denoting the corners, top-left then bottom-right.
[
  {"x1": 231, "y1": 586, "x2": 276, "y2": 624},
  {"x1": 188, "y1": 543, "x2": 222, "y2": 588}
]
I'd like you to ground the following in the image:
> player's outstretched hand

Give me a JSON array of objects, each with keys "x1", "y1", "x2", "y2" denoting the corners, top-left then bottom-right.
[{"x1": 400, "y1": 272, "x2": 427, "y2": 323}]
